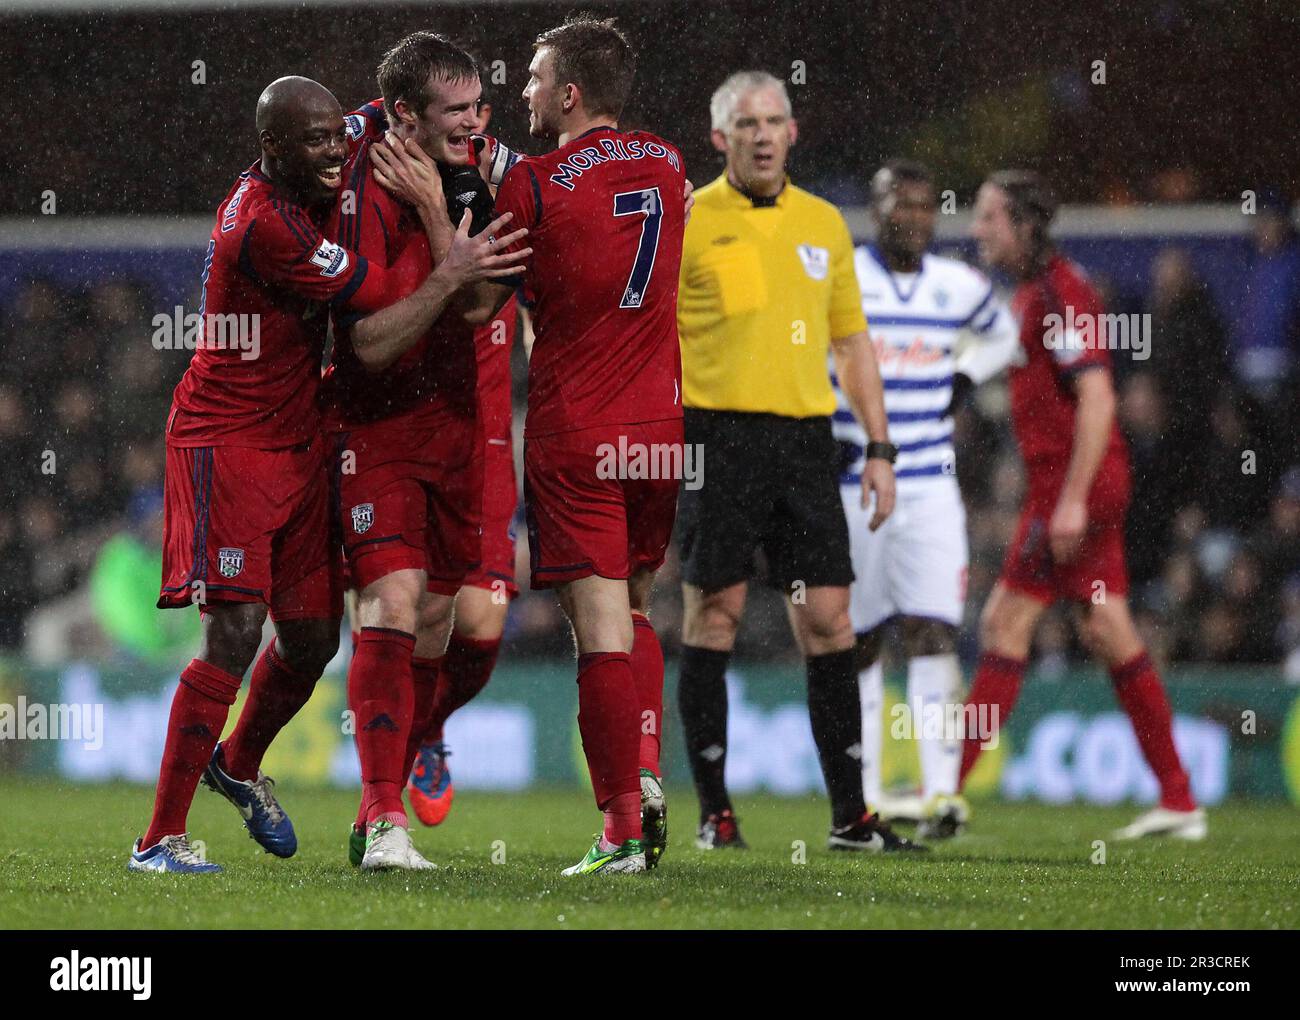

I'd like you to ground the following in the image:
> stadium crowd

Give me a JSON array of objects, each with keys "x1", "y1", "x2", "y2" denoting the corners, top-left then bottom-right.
[{"x1": 2, "y1": 205, "x2": 1297, "y2": 674}]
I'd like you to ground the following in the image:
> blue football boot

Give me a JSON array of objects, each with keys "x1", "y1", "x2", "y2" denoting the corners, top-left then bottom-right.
[{"x1": 201, "y1": 742, "x2": 297, "y2": 858}]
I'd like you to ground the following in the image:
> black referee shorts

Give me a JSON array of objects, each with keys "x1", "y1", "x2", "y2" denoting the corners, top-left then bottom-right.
[{"x1": 677, "y1": 408, "x2": 854, "y2": 592}]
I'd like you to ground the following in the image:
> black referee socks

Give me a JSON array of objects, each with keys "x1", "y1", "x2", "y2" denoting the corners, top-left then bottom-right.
[
  {"x1": 678, "y1": 645, "x2": 733, "y2": 820},
  {"x1": 806, "y1": 648, "x2": 868, "y2": 829}
]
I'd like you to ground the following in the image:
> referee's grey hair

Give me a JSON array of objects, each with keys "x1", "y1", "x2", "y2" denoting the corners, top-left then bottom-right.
[{"x1": 709, "y1": 70, "x2": 792, "y2": 132}]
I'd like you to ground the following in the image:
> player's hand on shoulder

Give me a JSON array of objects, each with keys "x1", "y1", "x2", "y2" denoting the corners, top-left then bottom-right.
[
  {"x1": 863, "y1": 458, "x2": 896, "y2": 531},
  {"x1": 439, "y1": 208, "x2": 531, "y2": 288},
  {"x1": 684, "y1": 178, "x2": 695, "y2": 225},
  {"x1": 371, "y1": 132, "x2": 444, "y2": 211}
]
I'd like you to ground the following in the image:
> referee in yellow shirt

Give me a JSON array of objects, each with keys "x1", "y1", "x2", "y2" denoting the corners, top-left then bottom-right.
[{"x1": 677, "y1": 70, "x2": 918, "y2": 852}]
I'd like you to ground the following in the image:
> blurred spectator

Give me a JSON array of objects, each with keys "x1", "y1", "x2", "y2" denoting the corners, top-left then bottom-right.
[
  {"x1": 1191, "y1": 389, "x2": 1272, "y2": 530},
  {"x1": 89, "y1": 488, "x2": 200, "y2": 665},
  {"x1": 1119, "y1": 372, "x2": 1180, "y2": 585},
  {"x1": 1148, "y1": 167, "x2": 1201, "y2": 204},
  {"x1": 1232, "y1": 194, "x2": 1299, "y2": 406},
  {"x1": 1249, "y1": 467, "x2": 1300, "y2": 602},
  {"x1": 1, "y1": 280, "x2": 75, "y2": 400},
  {"x1": 1146, "y1": 247, "x2": 1228, "y2": 453}
]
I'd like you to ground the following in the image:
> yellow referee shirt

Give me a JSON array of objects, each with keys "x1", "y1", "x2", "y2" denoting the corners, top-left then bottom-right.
[{"x1": 678, "y1": 174, "x2": 866, "y2": 417}]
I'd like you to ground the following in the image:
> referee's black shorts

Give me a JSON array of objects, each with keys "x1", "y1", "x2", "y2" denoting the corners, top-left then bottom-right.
[{"x1": 677, "y1": 408, "x2": 854, "y2": 593}]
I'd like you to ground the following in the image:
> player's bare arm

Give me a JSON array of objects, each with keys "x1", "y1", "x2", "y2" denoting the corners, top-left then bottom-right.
[
  {"x1": 831, "y1": 329, "x2": 895, "y2": 529},
  {"x1": 1051, "y1": 365, "x2": 1115, "y2": 562},
  {"x1": 349, "y1": 208, "x2": 530, "y2": 372}
]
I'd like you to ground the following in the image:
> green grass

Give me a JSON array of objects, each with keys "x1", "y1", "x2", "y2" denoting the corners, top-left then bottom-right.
[{"x1": 1, "y1": 780, "x2": 1296, "y2": 929}]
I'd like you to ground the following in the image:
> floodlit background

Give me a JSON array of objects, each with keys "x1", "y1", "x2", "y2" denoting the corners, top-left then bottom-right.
[{"x1": 1, "y1": 0, "x2": 1298, "y2": 805}]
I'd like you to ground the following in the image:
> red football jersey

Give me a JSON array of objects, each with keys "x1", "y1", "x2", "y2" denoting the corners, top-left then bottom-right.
[
  {"x1": 476, "y1": 295, "x2": 517, "y2": 440},
  {"x1": 167, "y1": 163, "x2": 418, "y2": 448},
  {"x1": 321, "y1": 109, "x2": 478, "y2": 428},
  {"x1": 1008, "y1": 252, "x2": 1129, "y2": 482},
  {"x1": 493, "y1": 127, "x2": 686, "y2": 437}
]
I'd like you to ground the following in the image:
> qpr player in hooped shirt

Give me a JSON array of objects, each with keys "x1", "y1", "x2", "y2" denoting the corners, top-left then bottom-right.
[{"x1": 831, "y1": 160, "x2": 1017, "y2": 840}]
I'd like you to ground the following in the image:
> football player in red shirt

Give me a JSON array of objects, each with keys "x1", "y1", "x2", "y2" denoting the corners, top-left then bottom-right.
[
  {"x1": 324, "y1": 33, "x2": 531, "y2": 870},
  {"x1": 489, "y1": 16, "x2": 687, "y2": 874},
  {"x1": 131, "y1": 76, "x2": 525, "y2": 874},
  {"x1": 401, "y1": 93, "x2": 524, "y2": 832},
  {"x1": 959, "y1": 171, "x2": 1204, "y2": 841}
]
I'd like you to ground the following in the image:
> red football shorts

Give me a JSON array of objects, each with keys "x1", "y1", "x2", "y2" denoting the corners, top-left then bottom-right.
[
  {"x1": 524, "y1": 418, "x2": 682, "y2": 590},
  {"x1": 158, "y1": 439, "x2": 342, "y2": 620},
  {"x1": 461, "y1": 429, "x2": 520, "y2": 599},
  {"x1": 1000, "y1": 457, "x2": 1132, "y2": 604},
  {"x1": 336, "y1": 415, "x2": 482, "y2": 596}
]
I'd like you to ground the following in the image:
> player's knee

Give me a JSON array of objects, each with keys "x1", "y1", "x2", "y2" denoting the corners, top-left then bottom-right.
[
  {"x1": 902, "y1": 617, "x2": 957, "y2": 657},
  {"x1": 692, "y1": 596, "x2": 742, "y2": 644},
  {"x1": 1078, "y1": 602, "x2": 1133, "y2": 662},
  {"x1": 800, "y1": 603, "x2": 852, "y2": 650},
  {"x1": 202, "y1": 607, "x2": 266, "y2": 674},
  {"x1": 359, "y1": 573, "x2": 423, "y2": 632},
  {"x1": 978, "y1": 601, "x2": 1011, "y2": 652},
  {"x1": 453, "y1": 596, "x2": 506, "y2": 641},
  {"x1": 415, "y1": 593, "x2": 453, "y2": 634},
  {"x1": 278, "y1": 629, "x2": 338, "y2": 678},
  {"x1": 854, "y1": 628, "x2": 883, "y2": 671}
]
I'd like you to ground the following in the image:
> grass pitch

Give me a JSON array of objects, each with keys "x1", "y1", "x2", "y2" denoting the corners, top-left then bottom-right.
[{"x1": 0, "y1": 780, "x2": 1296, "y2": 929}]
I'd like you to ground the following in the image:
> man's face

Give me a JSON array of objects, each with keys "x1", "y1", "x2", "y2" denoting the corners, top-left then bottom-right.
[
  {"x1": 713, "y1": 86, "x2": 796, "y2": 195},
  {"x1": 395, "y1": 74, "x2": 482, "y2": 164},
  {"x1": 524, "y1": 47, "x2": 565, "y2": 139},
  {"x1": 972, "y1": 183, "x2": 1026, "y2": 273},
  {"x1": 876, "y1": 179, "x2": 936, "y2": 261},
  {"x1": 266, "y1": 100, "x2": 348, "y2": 205}
]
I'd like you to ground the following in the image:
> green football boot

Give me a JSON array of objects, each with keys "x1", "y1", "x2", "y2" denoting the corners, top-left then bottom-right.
[
  {"x1": 561, "y1": 836, "x2": 647, "y2": 876},
  {"x1": 640, "y1": 768, "x2": 668, "y2": 869}
]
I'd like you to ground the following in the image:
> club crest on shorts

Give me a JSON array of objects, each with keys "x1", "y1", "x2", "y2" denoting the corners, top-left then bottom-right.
[
  {"x1": 351, "y1": 502, "x2": 374, "y2": 535},
  {"x1": 218, "y1": 547, "x2": 244, "y2": 578}
]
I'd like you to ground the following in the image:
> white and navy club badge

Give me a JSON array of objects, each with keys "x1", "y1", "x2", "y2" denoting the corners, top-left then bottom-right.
[
  {"x1": 309, "y1": 239, "x2": 349, "y2": 278},
  {"x1": 218, "y1": 547, "x2": 244, "y2": 578},
  {"x1": 344, "y1": 113, "x2": 366, "y2": 140},
  {"x1": 797, "y1": 244, "x2": 830, "y2": 281},
  {"x1": 351, "y1": 503, "x2": 374, "y2": 535}
]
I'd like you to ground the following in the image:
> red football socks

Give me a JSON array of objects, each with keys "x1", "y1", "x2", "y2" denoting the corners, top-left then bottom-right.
[
  {"x1": 630, "y1": 613, "x2": 665, "y2": 776},
  {"x1": 401, "y1": 655, "x2": 444, "y2": 780},
  {"x1": 141, "y1": 659, "x2": 242, "y2": 849},
  {"x1": 576, "y1": 651, "x2": 641, "y2": 845},
  {"x1": 222, "y1": 641, "x2": 318, "y2": 782},
  {"x1": 1111, "y1": 651, "x2": 1196, "y2": 811},
  {"x1": 958, "y1": 652, "x2": 1027, "y2": 790},
  {"x1": 426, "y1": 632, "x2": 500, "y2": 743},
  {"x1": 349, "y1": 627, "x2": 415, "y2": 825}
]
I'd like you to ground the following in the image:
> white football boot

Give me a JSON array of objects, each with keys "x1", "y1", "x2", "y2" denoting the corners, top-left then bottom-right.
[
  {"x1": 916, "y1": 793, "x2": 971, "y2": 841},
  {"x1": 1113, "y1": 806, "x2": 1207, "y2": 841},
  {"x1": 871, "y1": 789, "x2": 926, "y2": 824},
  {"x1": 360, "y1": 820, "x2": 438, "y2": 870}
]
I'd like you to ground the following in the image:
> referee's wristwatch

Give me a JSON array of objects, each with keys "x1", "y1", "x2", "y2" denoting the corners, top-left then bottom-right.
[{"x1": 865, "y1": 441, "x2": 898, "y2": 464}]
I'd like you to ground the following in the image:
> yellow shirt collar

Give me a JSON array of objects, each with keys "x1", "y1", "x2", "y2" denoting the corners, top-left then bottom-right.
[{"x1": 719, "y1": 172, "x2": 790, "y2": 209}]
